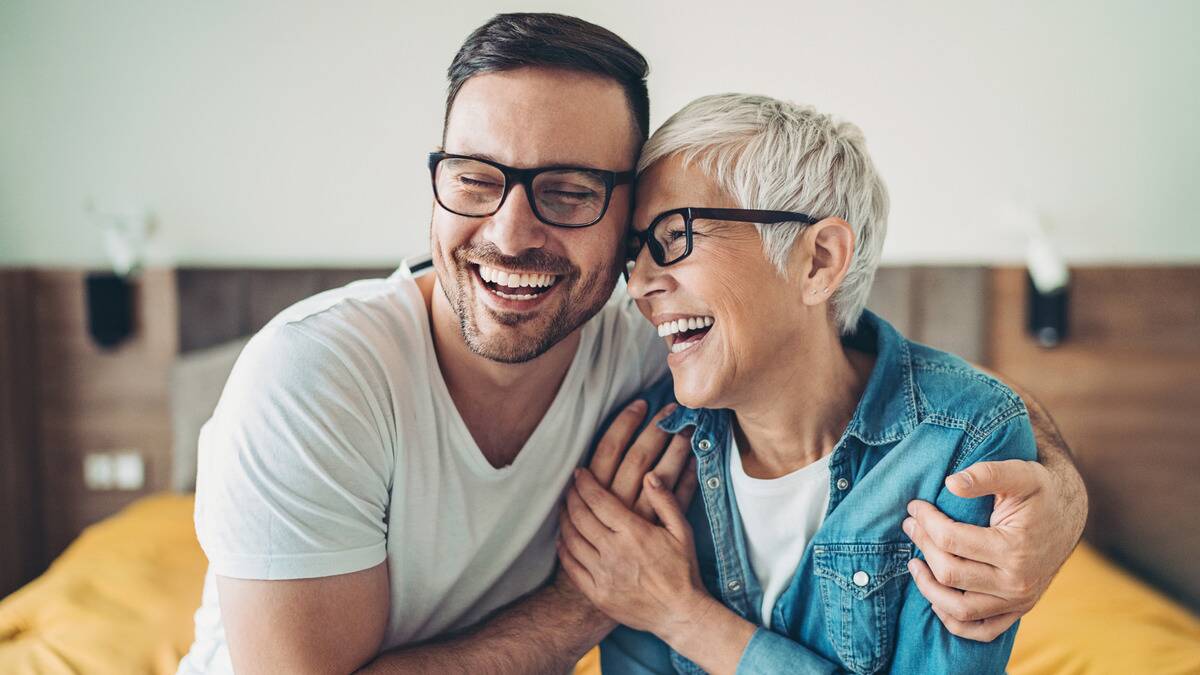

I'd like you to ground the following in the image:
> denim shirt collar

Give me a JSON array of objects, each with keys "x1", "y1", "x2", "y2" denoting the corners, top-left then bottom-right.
[{"x1": 657, "y1": 310, "x2": 919, "y2": 450}]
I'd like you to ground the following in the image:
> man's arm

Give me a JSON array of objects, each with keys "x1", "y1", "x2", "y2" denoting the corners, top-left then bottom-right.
[
  {"x1": 216, "y1": 400, "x2": 690, "y2": 675},
  {"x1": 219, "y1": 562, "x2": 608, "y2": 675},
  {"x1": 903, "y1": 371, "x2": 1089, "y2": 641},
  {"x1": 359, "y1": 401, "x2": 694, "y2": 674},
  {"x1": 358, "y1": 579, "x2": 610, "y2": 675},
  {"x1": 218, "y1": 565, "x2": 391, "y2": 675}
]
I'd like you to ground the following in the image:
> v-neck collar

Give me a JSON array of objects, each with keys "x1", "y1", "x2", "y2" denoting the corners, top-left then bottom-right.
[{"x1": 403, "y1": 275, "x2": 596, "y2": 479}]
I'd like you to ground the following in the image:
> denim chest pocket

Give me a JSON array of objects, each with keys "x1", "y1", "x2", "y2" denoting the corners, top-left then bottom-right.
[{"x1": 813, "y1": 542, "x2": 913, "y2": 674}]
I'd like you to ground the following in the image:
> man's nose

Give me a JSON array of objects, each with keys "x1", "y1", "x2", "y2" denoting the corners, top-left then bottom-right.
[{"x1": 481, "y1": 184, "x2": 547, "y2": 256}]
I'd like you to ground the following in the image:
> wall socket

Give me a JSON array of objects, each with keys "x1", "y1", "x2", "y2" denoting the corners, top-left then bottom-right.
[{"x1": 83, "y1": 450, "x2": 145, "y2": 491}]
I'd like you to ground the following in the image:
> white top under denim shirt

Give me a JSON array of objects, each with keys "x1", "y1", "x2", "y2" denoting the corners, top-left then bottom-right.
[
  {"x1": 599, "y1": 310, "x2": 1037, "y2": 674},
  {"x1": 728, "y1": 437, "x2": 831, "y2": 630}
]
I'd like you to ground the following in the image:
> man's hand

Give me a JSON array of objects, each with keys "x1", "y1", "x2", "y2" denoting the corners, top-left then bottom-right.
[
  {"x1": 558, "y1": 468, "x2": 755, "y2": 675},
  {"x1": 903, "y1": 457, "x2": 1086, "y2": 641},
  {"x1": 558, "y1": 469, "x2": 707, "y2": 635},
  {"x1": 585, "y1": 399, "x2": 699, "y2": 514},
  {"x1": 555, "y1": 399, "x2": 699, "y2": 602}
]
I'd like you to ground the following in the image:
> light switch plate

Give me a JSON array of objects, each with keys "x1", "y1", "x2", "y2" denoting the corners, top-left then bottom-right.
[
  {"x1": 83, "y1": 450, "x2": 144, "y2": 490},
  {"x1": 83, "y1": 453, "x2": 114, "y2": 490},
  {"x1": 113, "y1": 451, "x2": 145, "y2": 490}
]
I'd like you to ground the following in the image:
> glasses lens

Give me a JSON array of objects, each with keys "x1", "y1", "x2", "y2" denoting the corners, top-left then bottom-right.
[
  {"x1": 435, "y1": 158, "x2": 506, "y2": 216},
  {"x1": 651, "y1": 212, "x2": 689, "y2": 264},
  {"x1": 532, "y1": 170, "x2": 608, "y2": 226}
]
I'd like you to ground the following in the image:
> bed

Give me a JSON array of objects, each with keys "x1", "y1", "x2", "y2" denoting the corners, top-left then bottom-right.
[
  {"x1": 2, "y1": 265, "x2": 1198, "y2": 673},
  {"x1": 2, "y1": 492, "x2": 1197, "y2": 674}
]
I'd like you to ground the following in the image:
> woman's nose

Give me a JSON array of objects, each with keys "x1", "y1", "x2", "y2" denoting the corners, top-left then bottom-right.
[
  {"x1": 626, "y1": 245, "x2": 671, "y2": 299},
  {"x1": 482, "y1": 184, "x2": 547, "y2": 256}
]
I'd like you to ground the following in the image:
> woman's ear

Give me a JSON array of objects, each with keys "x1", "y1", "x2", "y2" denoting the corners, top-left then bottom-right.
[{"x1": 798, "y1": 217, "x2": 855, "y2": 306}]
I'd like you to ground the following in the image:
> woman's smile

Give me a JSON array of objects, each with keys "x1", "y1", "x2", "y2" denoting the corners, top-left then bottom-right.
[{"x1": 655, "y1": 314, "x2": 715, "y2": 356}]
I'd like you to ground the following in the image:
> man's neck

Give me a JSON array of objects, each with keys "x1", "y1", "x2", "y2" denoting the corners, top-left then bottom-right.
[{"x1": 418, "y1": 274, "x2": 582, "y2": 467}]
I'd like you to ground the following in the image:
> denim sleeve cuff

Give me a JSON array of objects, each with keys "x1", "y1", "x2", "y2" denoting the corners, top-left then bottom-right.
[{"x1": 736, "y1": 627, "x2": 839, "y2": 675}]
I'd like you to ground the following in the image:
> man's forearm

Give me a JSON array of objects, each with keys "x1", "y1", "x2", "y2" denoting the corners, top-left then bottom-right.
[
  {"x1": 358, "y1": 580, "x2": 614, "y2": 675},
  {"x1": 1021, "y1": 389, "x2": 1089, "y2": 546},
  {"x1": 976, "y1": 364, "x2": 1089, "y2": 546}
]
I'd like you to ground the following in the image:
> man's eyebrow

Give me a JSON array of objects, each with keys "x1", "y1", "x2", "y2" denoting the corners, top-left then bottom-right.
[
  {"x1": 466, "y1": 151, "x2": 502, "y2": 163},
  {"x1": 446, "y1": 150, "x2": 613, "y2": 171}
]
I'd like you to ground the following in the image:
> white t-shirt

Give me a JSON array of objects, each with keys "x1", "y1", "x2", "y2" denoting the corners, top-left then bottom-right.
[
  {"x1": 178, "y1": 263, "x2": 666, "y2": 674},
  {"x1": 728, "y1": 436, "x2": 832, "y2": 629}
]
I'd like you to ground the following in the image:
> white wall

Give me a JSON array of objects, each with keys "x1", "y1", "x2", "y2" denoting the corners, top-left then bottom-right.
[{"x1": 2, "y1": 1, "x2": 1198, "y2": 267}]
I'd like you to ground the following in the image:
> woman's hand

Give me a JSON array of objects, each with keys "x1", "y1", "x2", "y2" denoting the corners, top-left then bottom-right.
[{"x1": 557, "y1": 467, "x2": 710, "y2": 639}]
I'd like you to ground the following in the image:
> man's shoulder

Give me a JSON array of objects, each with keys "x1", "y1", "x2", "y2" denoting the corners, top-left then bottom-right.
[
  {"x1": 225, "y1": 268, "x2": 430, "y2": 403},
  {"x1": 265, "y1": 268, "x2": 418, "y2": 335}
]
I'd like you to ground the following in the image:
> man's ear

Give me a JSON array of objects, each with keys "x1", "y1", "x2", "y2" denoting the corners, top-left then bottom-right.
[{"x1": 795, "y1": 217, "x2": 855, "y2": 306}]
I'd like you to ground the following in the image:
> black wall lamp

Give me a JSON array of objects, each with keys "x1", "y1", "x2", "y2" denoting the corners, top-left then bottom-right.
[
  {"x1": 1026, "y1": 233, "x2": 1070, "y2": 348},
  {"x1": 83, "y1": 201, "x2": 157, "y2": 350},
  {"x1": 86, "y1": 272, "x2": 135, "y2": 349}
]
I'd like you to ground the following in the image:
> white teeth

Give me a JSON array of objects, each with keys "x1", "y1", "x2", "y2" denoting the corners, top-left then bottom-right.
[
  {"x1": 493, "y1": 289, "x2": 537, "y2": 300},
  {"x1": 671, "y1": 340, "x2": 699, "y2": 354},
  {"x1": 656, "y1": 316, "x2": 715, "y2": 337},
  {"x1": 478, "y1": 265, "x2": 558, "y2": 288}
]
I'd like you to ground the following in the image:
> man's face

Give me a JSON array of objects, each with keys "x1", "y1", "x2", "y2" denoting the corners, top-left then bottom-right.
[{"x1": 432, "y1": 67, "x2": 638, "y2": 363}]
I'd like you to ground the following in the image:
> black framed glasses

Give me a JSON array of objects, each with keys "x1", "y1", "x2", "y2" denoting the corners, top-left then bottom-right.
[
  {"x1": 429, "y1": 152, "x2": 635, "y2": 228},
  {"x1": 627, "y1": 207, "x2": 819, "y2": 271}
]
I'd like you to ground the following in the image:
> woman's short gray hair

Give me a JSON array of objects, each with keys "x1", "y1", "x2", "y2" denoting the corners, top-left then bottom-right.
[{"x1": 638, "y1": 93, "x2": 889, "y2": 335}]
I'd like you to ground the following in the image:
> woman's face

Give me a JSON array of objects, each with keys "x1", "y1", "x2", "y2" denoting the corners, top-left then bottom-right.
[{"x1": 628, "y1": 156, "x2": 822, "y2": 410}]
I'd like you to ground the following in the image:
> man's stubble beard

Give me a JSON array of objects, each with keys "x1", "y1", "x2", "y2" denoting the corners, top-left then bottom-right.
[{"x1": 432, "y1": 235, "x2": 623, "y2": 365}]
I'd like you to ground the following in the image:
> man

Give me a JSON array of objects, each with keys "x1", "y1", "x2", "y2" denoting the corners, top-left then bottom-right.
[{"x1": 178, "y1": 13, "x2": 1087, "y2": 674}]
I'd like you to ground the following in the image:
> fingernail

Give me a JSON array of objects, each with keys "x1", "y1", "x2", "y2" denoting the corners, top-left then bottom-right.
[
  {"x1": 661, "y1": 403, "x2": 677, "y2": 415},
  {"x1": 630, "y1": 399, "x2": 647, "y2": 412},
  {"x1": 902, "y1": 518, "x2": 913, "y2": 535},
  {"x1": 907, "y1": 559, "x2": 918, "y2": 574},
  {"x1": 647, "y1": 474, "x2": 663, "y2": 489},
  {"x1": 906, "y1": 502, "x2": 917, "y2": 516},
  {"x1": 573, "y1": 468, "x2": 582, "y2": 479},
  {"x1": 951, "y1": 471, "x2": 971, "y2": 487}
]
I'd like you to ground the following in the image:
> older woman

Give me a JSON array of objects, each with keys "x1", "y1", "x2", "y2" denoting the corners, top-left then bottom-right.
[{"x1": 556, "y1": 94, "x2": 1036, "y2": 674}]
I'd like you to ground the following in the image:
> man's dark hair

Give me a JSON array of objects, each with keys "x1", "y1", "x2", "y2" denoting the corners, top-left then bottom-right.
[{"x1": 444, "y1": 13, "x2": 650, "y2": 144}]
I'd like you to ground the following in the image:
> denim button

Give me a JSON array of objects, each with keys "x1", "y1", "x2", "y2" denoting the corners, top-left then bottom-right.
[
  {"x1": 853, "y1": 571, "x2": 870, "y2": 587},
  {"x1": 836, "y1": 477, "x2": 850, "y2": 491},
  {"x1": 697, "y1": 439, "x2": 712, "y2": 451},
  {"x1": 705, "y1": 476, "x2": 721, "y2": 490},
  {"x1": 727, "y1": 579, "x2": 742, "y2": 592}
]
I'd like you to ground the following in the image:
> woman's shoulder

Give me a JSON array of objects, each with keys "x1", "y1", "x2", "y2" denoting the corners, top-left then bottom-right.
[{"x1": 904, "y1": 340, "x2": 1028, "y2": 437}]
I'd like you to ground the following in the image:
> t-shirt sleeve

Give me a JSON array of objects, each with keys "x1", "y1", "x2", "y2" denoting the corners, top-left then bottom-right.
[{"x1": 194, "y1": 322, "x2": 393, "y2": 581}]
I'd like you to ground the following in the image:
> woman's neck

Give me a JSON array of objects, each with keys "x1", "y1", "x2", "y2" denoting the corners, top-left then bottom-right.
[{"x1": 731, "y1": 327, "x2": 874, "y2": 479}]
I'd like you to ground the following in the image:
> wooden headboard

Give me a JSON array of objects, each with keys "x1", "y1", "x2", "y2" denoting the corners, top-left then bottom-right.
[
  {"x1": 174, "y1": 265, "x2": 987, "y2": 357},
  {"x1": 175, "y1": 267, "x2": 393, "y2": 353}
]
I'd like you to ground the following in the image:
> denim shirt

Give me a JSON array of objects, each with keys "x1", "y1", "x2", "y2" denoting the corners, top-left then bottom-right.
[{"x1": 599, "y1": 310, "x2": 1037, "y2": 675}]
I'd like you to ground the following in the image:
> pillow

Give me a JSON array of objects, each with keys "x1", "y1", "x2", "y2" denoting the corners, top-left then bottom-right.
[
  {"x1": 169, "y1": 338, "x2": 248, "y2": 492},
  {"x1": 1009, "y1": 542, "x2": 1200, "y2": 674}
]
